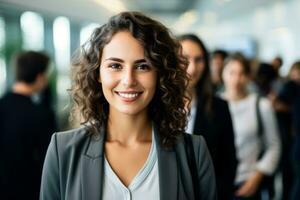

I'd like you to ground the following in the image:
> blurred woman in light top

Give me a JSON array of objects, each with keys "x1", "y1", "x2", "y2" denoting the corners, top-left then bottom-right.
[{"x1": 221, "y1": 53, "x2": 281, "y2": 200}]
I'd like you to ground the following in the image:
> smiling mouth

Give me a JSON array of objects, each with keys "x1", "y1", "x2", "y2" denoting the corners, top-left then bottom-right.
[{"x1": 115, "y1": 91, "x2": 143, "y2": 102}]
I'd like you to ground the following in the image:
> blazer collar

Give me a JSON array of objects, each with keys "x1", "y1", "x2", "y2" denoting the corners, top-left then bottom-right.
[
  {"x1": 81, "y1": 126, "x2": 105, "y2": 200},
  {"x1": 153, "y1": 124, "x2": 179, "y2": 200},
  {"x1": 81, "y1": 124, "x2": 179, "y2": 200}
]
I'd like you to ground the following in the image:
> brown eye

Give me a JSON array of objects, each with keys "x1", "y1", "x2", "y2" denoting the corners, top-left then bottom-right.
[
  {"x1": 195, "y1": 56, "x2": 204, "y2": 64},
  {"x1": 109, "y1": 63, "x2": 122, "y2": 70},
  {"x1": 136, "y1": 63, "x2": 150, "y2": 71}
]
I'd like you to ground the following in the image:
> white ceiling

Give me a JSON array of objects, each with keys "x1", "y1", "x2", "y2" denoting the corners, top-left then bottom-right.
[
  {"x1": 0, "y1": 0, "x2": 279, "y2": 27},
  {"x1": 0, "y1": 0, "x2": 197, "y2": 23}
]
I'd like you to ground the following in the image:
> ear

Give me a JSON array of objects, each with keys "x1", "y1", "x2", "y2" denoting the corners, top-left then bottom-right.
[
  {"x1": 36, "y1": 73, "x2": 46, "y2": 83},
  {"x1": 34, "y1": 73, "x2": 47, "y2": 91}
]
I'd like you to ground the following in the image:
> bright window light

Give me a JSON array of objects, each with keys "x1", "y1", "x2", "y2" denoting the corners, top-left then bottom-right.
[
  {"x1": 0, "y1": 17, "x2": 6, "y2": 96},
  {"x1": 20, "y1": 11, "x2": 44, "y2": 50},
  {"x1": 80, "y1": 23, "x2": 100, "y2": 45},
  {"x1": 57, "y1": 75, "x2": 71, "y2": 97},
  {"x1": 53, "y1": 16, "x2": 70, "y2": 73}
]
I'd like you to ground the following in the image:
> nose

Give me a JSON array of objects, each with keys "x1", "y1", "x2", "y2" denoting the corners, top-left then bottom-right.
[
  {"x1": 121, "y1": 68, "x2": 137, "y2": 87},
  {"x1": 187, "y1": 59, "x2": 196, "y2": 77}
]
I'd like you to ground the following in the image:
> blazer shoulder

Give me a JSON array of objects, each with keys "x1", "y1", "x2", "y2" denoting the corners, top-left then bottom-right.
[
  {"x1": 189, "y1": 134, "x2": 209, "y2": 159},
  {"x1": 53, "y1": 126, "x2": 91, "y2": 151},
  {"x1": 177, "y1": 134, "x2": 217, "y2": 199},
  {"x1": 176, "y1": 134, "x2": 208, "y2": 157},
  {"x1": 212, "y1": 95, "x2": 228, "y2": 109}
]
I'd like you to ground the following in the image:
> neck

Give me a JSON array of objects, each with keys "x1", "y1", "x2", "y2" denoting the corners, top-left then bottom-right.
[
  {"x1": 212, "y1": 75, "x2": 221, "y2": 85},
  {"x1": 107, "y1": 109, "x2": 152, "y2": 145},
  {"x1": 224, "y1": 89, "x2": 248, "y2": 101},
  {"x1": 185, "y1": 87, "x2": 197, "y2": 109},
  {"x1": 13, "y1": 82, "x2": 36, "y2": 96}
]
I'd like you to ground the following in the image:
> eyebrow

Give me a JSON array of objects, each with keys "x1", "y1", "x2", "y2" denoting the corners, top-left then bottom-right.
[{"x1": 104, "y1": 57, "x2": 147, "y2": 64}]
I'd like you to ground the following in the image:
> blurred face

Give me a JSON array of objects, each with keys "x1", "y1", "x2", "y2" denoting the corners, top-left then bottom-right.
[
  {"x1": 222, "y1": 60, "x2": 248, "y2": 93},
  {"x1": 211, "y1": 54, "x2": 224, "y2": 83},
  {"x1": 271, "y1": 58, "x2": 282, "y2": 71},
  {"x1": 99, "y1": 31, "x2": 157, "y2": 116},
  {"x1": 34, "y1": 73, "x2": 48, "y2": 92},
  {"x1": 180, "y1": 40, "x2": 205, "y2": 89},
  {"x1": 290, "y1": 68, "x2": 300, "y2": 83}
]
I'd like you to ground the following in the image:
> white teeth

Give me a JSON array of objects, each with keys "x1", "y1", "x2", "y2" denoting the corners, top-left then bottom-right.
[{"x1": 118, "y1": 92, "x2": 139, "y2": 98}]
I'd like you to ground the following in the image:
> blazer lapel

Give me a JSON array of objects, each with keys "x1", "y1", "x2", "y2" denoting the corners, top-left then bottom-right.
[
  {"x1": 154, "y1": 126, "x2": 178, "y2": 200},
  {"x1": 81, "y1": 128, "x2": 105, "y2": 200}
]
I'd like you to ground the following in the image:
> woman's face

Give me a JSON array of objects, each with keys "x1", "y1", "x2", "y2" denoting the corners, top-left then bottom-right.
[
  {"x1": 290, "y1": 68, "x2": 300, "y2": 83},
  {"x1": 180, "y1": 40, "x2": 205, "y2": 89},
  {"x1": 222, "y1": 60, "x2": 249, "y2": 93},
  {"x1": 99, "y1": 31, "x2": 157, "y2": 116}
]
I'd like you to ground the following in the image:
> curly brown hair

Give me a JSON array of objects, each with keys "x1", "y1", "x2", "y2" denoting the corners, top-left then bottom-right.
[{"x1": 71, "y1": 11, "x2": 189, "y2": 148}]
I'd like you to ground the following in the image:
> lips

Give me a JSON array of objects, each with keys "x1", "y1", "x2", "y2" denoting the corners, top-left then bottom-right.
[{"x1": 115, "y1": 91, "x2": 143, "y2": 102}]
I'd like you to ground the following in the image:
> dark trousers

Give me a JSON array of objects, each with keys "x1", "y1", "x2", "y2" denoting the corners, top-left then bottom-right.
[{"x1": 290, "y1": 161, "x2": 300, "y2": 200}]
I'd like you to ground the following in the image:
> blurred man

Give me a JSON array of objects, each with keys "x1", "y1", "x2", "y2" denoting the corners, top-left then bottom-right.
[
  {"x1": 271, "y1": 56, "x2": 283, "y2": 76},
  {"x1": 0, "y1": 51, "x2": 56, "y2": 200},
  {"x1": 210, "y1": 49, "x2": 228, "y2": 92}
]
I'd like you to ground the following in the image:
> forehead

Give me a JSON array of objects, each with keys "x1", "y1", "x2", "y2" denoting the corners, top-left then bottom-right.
[
  {"x1": 101, "y1": 31, "x2": 145, "y2": 61},
  {"x1": 226, "y1": 60, "x2": 245, "y2": 72},
  {"x1": 180, "y1": 40, "x2": 203, "y2": 56}
]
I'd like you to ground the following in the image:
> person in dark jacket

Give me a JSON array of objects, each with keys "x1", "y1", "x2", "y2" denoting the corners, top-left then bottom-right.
[
  {"x1": 275, "y1": 79, "x2": 300, "y2": 200},
  {"x1": 179, "y1": 34, "x2": 237, "y2": 199},
  {"x1": 0, "y1": 51, "x2": 56, "y2": 200}
]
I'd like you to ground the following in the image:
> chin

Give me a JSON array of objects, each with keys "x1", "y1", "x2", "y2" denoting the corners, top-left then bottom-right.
[{"x1": 115, "y1": 106, "x2": 147, "y2": 116}]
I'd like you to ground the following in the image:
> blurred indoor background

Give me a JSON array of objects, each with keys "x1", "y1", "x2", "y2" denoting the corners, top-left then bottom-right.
[{"x1": 0, "y1": 0, "x2": 299, "y2": 129}]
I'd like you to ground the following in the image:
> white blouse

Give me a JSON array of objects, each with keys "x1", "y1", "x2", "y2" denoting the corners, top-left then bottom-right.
[
  {"x1": 223, "y1": 93, "x2": 281, "y2": 184},
  {"x1": 186, "y1": 97, "x2": 198, "y2": 134},
  {"x1": 102, "y1": 130, "x2": 160, "y2": 200}
]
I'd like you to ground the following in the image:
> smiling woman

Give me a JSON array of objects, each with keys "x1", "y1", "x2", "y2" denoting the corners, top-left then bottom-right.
[
  {"x1": 40, "y1": 11, "x2": 217, "y2": 200},
  {"x1": 99, "y1": 31, "x2": 157, "y2": 117}
]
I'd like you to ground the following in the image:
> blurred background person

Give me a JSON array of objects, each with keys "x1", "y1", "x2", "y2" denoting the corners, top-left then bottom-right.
[
  {"x1": 274, "y1": 61, "x2": 300, "y2": 200},
  {"x1": 210, "y1": 49, "x2": 228, "y2": 93},
  {"x1": 221, "y1": 53, "x2": 281, "y2": 200},
  {"x1": 254, "y1": 63, "x2": 277, "y2": 97},
  {"x1": 254, "y1": 62, "x2": 292, "y2": 200},
  {"x1": 270, "y1": 56, "x2": 285, "y2": 95},
  {"x1": 0, "y1": 51, "x2": 57, "y2": 200},
  {"x1": 288, "y1": 61, "x2": 300, "y2": 83},
  {"x1": 271, "y1": 57, "x2": 283, "y2": 78},
  {"x1": 179, "y1": 34, "x2": 237, "y2": 200}
]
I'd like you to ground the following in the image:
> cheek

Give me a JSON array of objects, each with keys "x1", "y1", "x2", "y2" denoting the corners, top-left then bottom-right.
[
  {"x1": 187, "y1": 64, "x2": 204, "y2": 79},
  {"x1": 291, "y1": 71, "x2": 300, "y2": 79},
  {"x1": 186, "y1": 64, "x2": 194, "y2": 76},
  {"x1": 222, "y1": 71, "x2": 231, "y2": 84},
  {"x1": 192, "y1": 65, "x2": 204, "y2": 83},
  {"x1": 99, "y1": 71, "x2": 116, "y2": 91},
  {"x1": 198, "y1": 63, "x2": 205, "y2": 74},
  {"x1": 143, "y1": 74, "x2": 157, "y2": 95}
]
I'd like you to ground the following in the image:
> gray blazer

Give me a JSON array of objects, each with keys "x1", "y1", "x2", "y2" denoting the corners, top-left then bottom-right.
[{"x1": 40, "y1": 125, "x2": 216, "y2": 200}]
